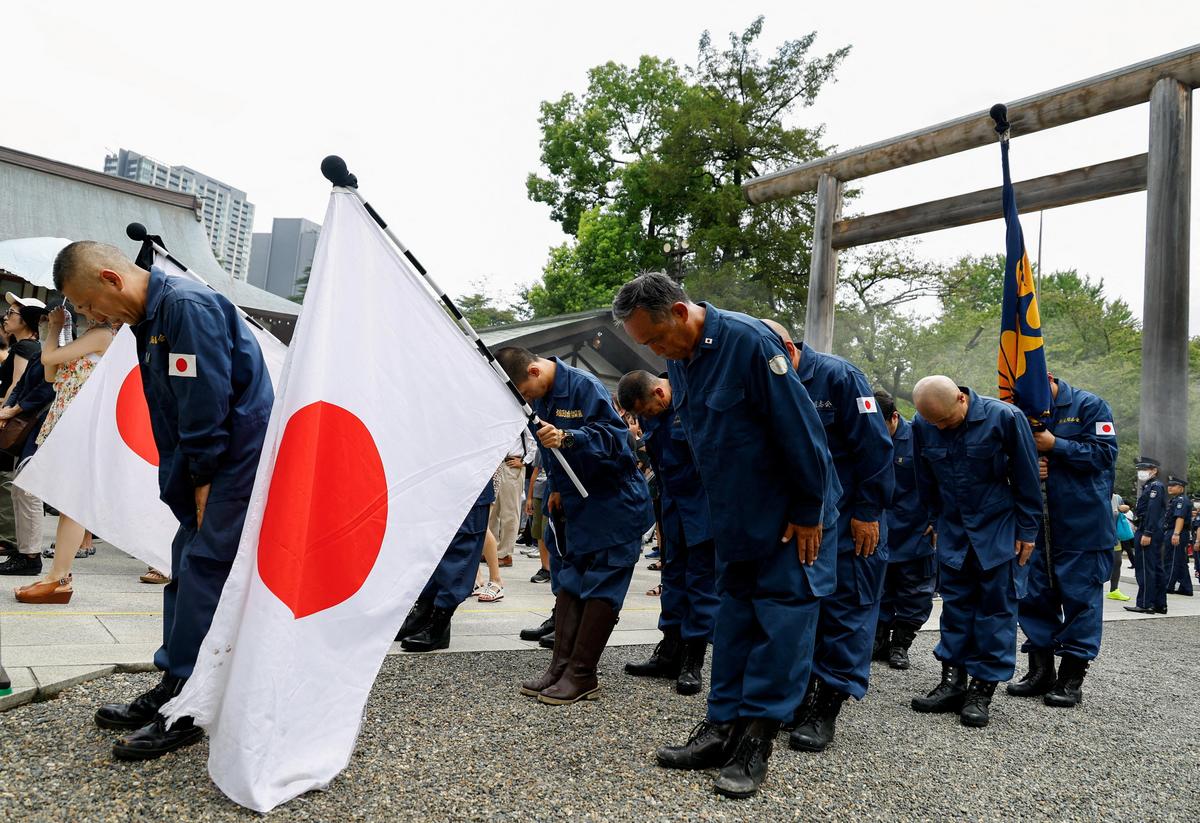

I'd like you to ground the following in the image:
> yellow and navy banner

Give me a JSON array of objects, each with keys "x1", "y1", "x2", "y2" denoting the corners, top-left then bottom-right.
[{"x1": 996, "y1": 137, "x2": 1051, "y2": 422}]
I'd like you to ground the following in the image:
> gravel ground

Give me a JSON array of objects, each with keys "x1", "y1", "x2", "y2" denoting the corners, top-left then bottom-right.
[{"x1": 1, "y1": 617, "x2": 1198, "y2": 822}]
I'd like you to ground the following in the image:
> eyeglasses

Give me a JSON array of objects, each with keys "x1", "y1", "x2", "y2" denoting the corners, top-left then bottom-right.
[{"x1": 3, "y1": 309, "x2": 18, "y2": 318}]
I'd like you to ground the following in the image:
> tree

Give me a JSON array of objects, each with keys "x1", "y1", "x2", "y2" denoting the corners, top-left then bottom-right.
[
  {"x1": 457, "y1": 280, "x2": 521, "y2": 328},
  {"x1": 289, "y1": 265, "x2": 311, "y2": 304},
  {"x1": 524, "y1": 17, "x2": 850, "y2": 318}
]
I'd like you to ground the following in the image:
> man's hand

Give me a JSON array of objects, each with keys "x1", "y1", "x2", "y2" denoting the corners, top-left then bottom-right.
[
  {"x1": 547, "y1": 492, "x2": 562, "y2": 514},
  {"x1": 782, "y1": 523, "x2": 822, "y2": 566},
  {"x1": 850, "y1": 518, "x2": 879, "y2": 557},
  {"x1": 1015, "y1": 540, "x2": 1035, "y2": 566},
  {"x1": 524, "y1": 498, "x2": 534, "y2": 517},
  {"x1": 1141, "y1": 534, "x2": 1152, "y2": 547},
  {"x1": 923, "y1": 524, "x2": 938, "y2": 550},
  {"x1": 1171, "y1": 533, "x2": 1180, "y2": 546},
  {"x1": 1032, "y1": 430, "x2": 1055, "y2": 452},
  {"x1": 504, "y1": 456, "x2": 524, "y2": 469},
  {"x1": 536, "y1": 422, "x2": 565, "y2": 449},
  {"x1": 195, "y1": 484, "x2": 211, "y2": 529},
  {"x1": 0, "y1": 405, "x2": 18, "y2": 421},
  {"x1": 1038, "y1": 456, "x2": 1049, "y2": 480}
]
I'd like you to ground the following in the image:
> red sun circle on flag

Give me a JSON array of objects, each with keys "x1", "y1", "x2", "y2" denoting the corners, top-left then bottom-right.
[
  {"x1": 175, "y1": 358, "x2": 188, "y2": 373},
  {"x1": 864, "y1": 400, "x2": 873, "y2": 410},
  {"x1": 258, "y1": 401, "x2": 389, "y2": 619},
  {"x1": 115, "y1": 366, "x2": 159, "y2": 467},
  {"x1": 1102, "y1": 424, "x2": 1112, "y2": 433}
]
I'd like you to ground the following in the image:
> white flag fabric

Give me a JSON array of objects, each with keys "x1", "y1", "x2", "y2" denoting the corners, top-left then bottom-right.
[
  {"x1": 163, "y1": 188, "x2": 527, "y2": 812},
  {"x1": 13, "y1": 254, "x2": 286, "y2": 573}
]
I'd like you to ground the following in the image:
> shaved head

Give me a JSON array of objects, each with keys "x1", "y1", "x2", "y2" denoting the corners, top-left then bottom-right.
[
  {"x1": 913, "y1": 375, "x2": 969, "y2": 430},
  {"x1": 759, "y1": 318, "x2": 801, "y2": 370},
  {"x1": 52, "y1": 242, "x2": 136, "y2": 291},
  {"x1": 52, "y1": 241, "x2": 150, "y2": 326}
]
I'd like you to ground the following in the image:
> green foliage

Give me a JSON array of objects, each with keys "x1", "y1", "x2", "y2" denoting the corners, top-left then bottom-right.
[
  {"x1": 457, "y1": 280, "x2": 522, "y2": 328},
  {"x1": 525, "y1": 16, "x2": 850, "y2": 318}
]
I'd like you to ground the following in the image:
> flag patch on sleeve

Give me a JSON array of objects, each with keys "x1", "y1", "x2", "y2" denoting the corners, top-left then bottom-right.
[
  {"x1": 169, "y1": 353, "x2": 197, "y2": 378},
  {"x1": 856, "y1": 396, "x2": 878, "y2": 413},
  {"x1": 1095, "y1": 421, "x2": 1115, "y2": 435}
]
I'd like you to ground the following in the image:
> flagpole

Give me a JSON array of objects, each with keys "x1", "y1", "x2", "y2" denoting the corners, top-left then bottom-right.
[{"x1": 318, "y1": 156, "x2": 588, "y2": 499}]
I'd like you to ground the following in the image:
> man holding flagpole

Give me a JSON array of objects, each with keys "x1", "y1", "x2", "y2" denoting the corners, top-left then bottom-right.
[{"x1": 52, "y1": 241, "x2": 273, "y2": 760}]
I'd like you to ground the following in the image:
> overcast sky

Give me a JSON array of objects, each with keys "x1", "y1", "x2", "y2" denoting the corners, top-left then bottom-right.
[{"x1": 6, "y1": 1, "x2": 1199, "y2": 331}]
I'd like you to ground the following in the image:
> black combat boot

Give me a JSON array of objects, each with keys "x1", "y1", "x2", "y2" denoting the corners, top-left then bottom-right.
[
  {"x1": 782, "y1": 675, "x2": 822, "y2": 732},
  {"x1": 960, "y1": 678, "x2": 997, "y2": 727},
  {"x1": 1005, "y1": 649, "x2": 1056, "y2": 697},
  {"x1": 1043, "y1": 655, "x2": 1088, "y2": 708},
  {"x1": 400, "y1": 606, "x2": 454, "y2": 652},
  {"x1": 112, "y1": 714, "x2": 204, "y2": 760},
  {"x1": 675, "y1": 638, "x2": 708, "y2": 696},
  {"x1": 656, "y1": 719, "x2": 736, "y2": 770},
  {"x1": 911, "y1": 662, "x2": 968, "y2": 713},
  {"x1": 95, "y1": 673, "x2": 185, "y2": 730},
  {"x1": 872, "y1": 623, "x2": 891, "y2": 661},
  {"x1": 789, "y1": 681, "x2": 849, "y2": 753},
  {"x1": 519, "y1": 608, "x2": 555, "y2": 641},
  {"x1": 713, "y1": 718, "x2": 779, "y2": 799},
  {"x1": 625, "y1": 625, "x2": 682, "y2": 679},
  {"x1": 395, "y1": 598, "x2": 434, "y2": 642},
  {"x1": 888, "y1": 622, "x2": 920, "y2": 670}
]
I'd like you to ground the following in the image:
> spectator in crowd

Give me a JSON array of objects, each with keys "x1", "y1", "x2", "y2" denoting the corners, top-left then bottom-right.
[
  {"x1": 525, "y1": 449, "x2": 550, "y2": 584},
  {"x1": 489, "y1": 430, "x2": 534, "y2": 568},
  {"x1": 13, "y1": 304, "x2": 114, "y2": 602},
  {"x1": 1108, "y1": 493, "x2": 1134, "y2": 601},
  {"x1": 0, "y1": 295, "x2": 55, "y2": 577},
  {"x1": 0, "y1": 297, "x2": 45, "y2": 560}
]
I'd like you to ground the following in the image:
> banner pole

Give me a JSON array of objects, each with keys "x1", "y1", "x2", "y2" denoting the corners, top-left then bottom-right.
[{"x1": 318, "y1": 156, "x2": 589, "y2": 499}]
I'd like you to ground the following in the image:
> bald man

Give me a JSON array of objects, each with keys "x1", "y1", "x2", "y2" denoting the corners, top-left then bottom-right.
[
  {"x1": 909, "y1": 376, "x2": 1040, "y2": 728},
  {"x1": 53, "y1": 241, "x2": 273, "y2": 759}
]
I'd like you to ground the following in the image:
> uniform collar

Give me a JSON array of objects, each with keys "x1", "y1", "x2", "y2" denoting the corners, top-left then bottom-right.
[
  {"x1": 795, "y1": 342, "x2": 817, "y2": 382},
  {"x1": 894, "y1": 415, "x2": 912, "y2": 441},
  {"x1": 964, "y1": 386, "x2": 987, "y2": 423},
  {"x1": 141, "y1": 266, "x2": 168, "y2": 325},
  {"x1": 696, "y1": 302, "x2": 721, "y2": 351},
  {"x1": 1052, "y1": 377, "x2": 1074, "y2": 408},
  {"x1": 550, "y1": 356, "x2": 571, "y2": 400}
]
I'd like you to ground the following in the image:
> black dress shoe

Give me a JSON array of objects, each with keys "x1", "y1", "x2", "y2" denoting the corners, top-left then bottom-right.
[
  {"x1": 519, "y1": 609, "x2": 555, "y2": 642},
  {"x1": 714, "y1": 718, "x2": 779, "y2": 799},
  {"x1": 95, "y1": 674, "x2": 184, "y2": 730},
  {"x1": 538, "y1": 631, "x2": 555, "y2": 649},
  {"x1": 112, "y1": 715, "x2": 204, "y2": 760},
  {"x1": 656, "y1": 720, "x2": 735, "y2": 770},
  {"x1": 1123, "y1": 605, "x2": 1151, "y2": 613},
  {"x1": 912, "y1": 663, "x2": 967, "y2": 713},
  {"x1": 1152, "y1": 606, "x2": 1168, "y2": 614},
  {"x1": 0, "y1": 553, "x2": 42, "y2": 576}
]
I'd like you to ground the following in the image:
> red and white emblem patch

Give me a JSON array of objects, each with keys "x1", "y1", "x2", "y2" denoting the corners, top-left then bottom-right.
[
  {"x1": 856, "y1": 396, "x2": 878, "y2": 414},
  {"x1": 169, "y1": 353, "x2": 197, "y2": 378},
  {"x1": 1095, "y1": 421, "x2": 1115, "y2": 436}
]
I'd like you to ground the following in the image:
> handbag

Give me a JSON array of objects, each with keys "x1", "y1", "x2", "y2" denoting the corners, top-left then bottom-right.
[
  {"x1": 1115, "y1": 511, "x2": 1134, "y2": 541},
  {"x1": 0, "y1": 409, "x2": 42, "y2": 456}
]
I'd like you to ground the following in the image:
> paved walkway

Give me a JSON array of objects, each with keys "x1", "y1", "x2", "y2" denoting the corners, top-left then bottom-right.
[{"x1": 3, "y1": 517, "x2": 1198, "y2": 710}]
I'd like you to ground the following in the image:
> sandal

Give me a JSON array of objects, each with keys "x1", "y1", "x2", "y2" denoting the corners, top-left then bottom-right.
[
  {"x1": 478, "y1": 581, "x2": 505, "y2": 603},
  {"x1": 139, "y1": 568, "x2": 170, "y2": 584},
  {"x1": 647, "y1": 561, "x2": 663, "y2": 571},
  {"x1": 471, "y1": 582, "x2": 485, "y2": 598},
  {"x1": 646, "y1": 583, "x2": 662, "y2": 597},
  {"x1": 15, "y1": 575, "x2": 73, "y2": 604}
]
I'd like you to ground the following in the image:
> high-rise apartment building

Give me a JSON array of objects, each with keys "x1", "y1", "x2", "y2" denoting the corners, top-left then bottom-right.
[
  {"x1": 103, "y1": 148, "x2": 255, "y2": 281},
  {"x1": 248, "y1": 217, "x2": 321, "y2": 300}
]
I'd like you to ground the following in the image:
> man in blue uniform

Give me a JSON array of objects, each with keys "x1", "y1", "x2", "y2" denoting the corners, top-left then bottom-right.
[
  {"x1": 909, "y1": 376, "x2": 1041, "y2": 728},
  {"x1": 53, "y1": 241, "x2": 273, "y2": 759},
  {"x1": 1006, "y1": 377, "x2": 1117, "y2": 708},
  {"x1": 395, "y1": 482, "x2": 496, "y2": 651},
  {"x1": 872, "y1": 390, "x2": 937, "y2": 671},
  {"x1": 495, "y1": 347, "x2": 653, "y2": 706},
  {"x1": 759, "y1": 320, "x2": 894, "y2": 754},
  {"x1": 1126, "y1": 457, "x2": 1168, "y2": 615},
  {"x1": 616, "y1": 370, "x2": 719, "y2": 696},
  {"x1": 1163, "y1": 477, "x2": 1192, "y2": 598},
  {"x1": 614, "y1": 273, "x2": 838, "y2": 800}
]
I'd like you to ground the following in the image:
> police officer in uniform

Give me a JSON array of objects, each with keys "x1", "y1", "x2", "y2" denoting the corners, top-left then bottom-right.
[
  {"x1": 396, "y1": 482, "x2": 496, "y2": 651},
  {"x1": 496, "y1": 347, "x2": 653, "y2": 706},
  {"x1": 872, "y1": 390, "x2": 937, "y2": 671},
  {"x1": 617, "y1": 370, "x2": 719, "y2": 695},
  {"x1": 53, "y1": 241, "x2": 272, "y2": 759},
  {"x1": 614, "y1": 273, "x2": 837, "y2": 800},
  {"x1": 1006, "y1": 377, "x2": 1117, "y2": 708},
  {"x1": 1126, "y1": 458, "x2": 1167, "y2": 615},
  {"x1": 1164, "y1": 477, "x2": 1192, "y2": 597},
  {"x1": 909, "y1": 376, "x2": 1041, "y2": 728},
  {"x1": 759, "y1": 320, "x2": 894, "y2": 753}
]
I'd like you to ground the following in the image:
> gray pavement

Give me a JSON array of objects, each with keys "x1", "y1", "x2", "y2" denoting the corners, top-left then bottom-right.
[{"x1": 0, "y1": 616, "x2": 1197, "y2": 821}]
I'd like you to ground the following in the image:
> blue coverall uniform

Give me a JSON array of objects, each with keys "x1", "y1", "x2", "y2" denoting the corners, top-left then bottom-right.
[
  {"x1": 419, "y1": 484, "x2": 496, "y2": 609},
  {"x1": 1017, "y1": 379, "x2": 1117, "y2": 661},
  {"x1": 670, "y1": 304, "x2": 839, "y2": 724},
  {"x1": 913, "y1": 388, "x2": 1041, "y2": 683},
  {"x1": 879, "y1": 415, "x2": 937, "y2": 630},
  {"x1": 640, "y1": 400, "x2": 718, "y2": 642},
  {"x1": 1132, "y1": 477, "x2": 1167, "y2": 611},
  {"x1": 1164, "y1": 493, "x2": 1192, "y2": 597},
  {"x1": 134, "y1": 267, "x2": 273, "y2": 680},
  {"x1": 530, "y1": 357, "x2": 653, "y2": 611},
  {"x1": 793, "y1": 343, "x2": 895, "y2": 700},
  {"x1": 1192, "y1": 513, "x2": 1200, "y2": 584}
]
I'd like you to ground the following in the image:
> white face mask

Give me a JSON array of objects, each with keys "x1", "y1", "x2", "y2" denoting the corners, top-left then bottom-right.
[{"x1": 1137, "y1": 470, "x2": 1151, "y2": 482}]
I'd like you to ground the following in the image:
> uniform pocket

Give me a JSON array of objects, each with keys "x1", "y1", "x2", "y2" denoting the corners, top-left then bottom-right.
[{"x1": 706, "y1": 385, "x2": 745, "y2": 412}]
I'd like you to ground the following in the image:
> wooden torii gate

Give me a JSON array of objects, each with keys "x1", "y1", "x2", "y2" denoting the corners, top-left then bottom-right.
[{"x1": 743, "y1": 44, "x2": 1198, "y2": 480}]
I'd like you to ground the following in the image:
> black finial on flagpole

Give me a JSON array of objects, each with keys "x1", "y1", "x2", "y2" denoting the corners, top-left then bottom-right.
[
  {"x1": 126, "y1": 222, "x2": 148, "y2": 242},
  {"x1": 989, "y1": 103, "x2": 1010, "y2": 136},
  {"x1": 321, "y1": 155, "x2": 358, "y2": 188}
]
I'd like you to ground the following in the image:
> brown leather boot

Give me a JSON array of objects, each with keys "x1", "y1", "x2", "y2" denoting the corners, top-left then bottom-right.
[
  {"x1": 538, "y1": 598, "x2": 618, "y2": 705},
  {"x1": 520, "y1": 592, "x2": 582, "y2": 696}
]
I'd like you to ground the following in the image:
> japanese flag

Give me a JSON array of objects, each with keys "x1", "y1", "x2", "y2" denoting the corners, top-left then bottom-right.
[
  {"x1": 856, "y1": 396, "x2": 878, "y2": 414},
  {"x1": 1095, "y1": 421, "x2": 1116, "y2": 436},
  {"x1": 14, "y1": 257, "x2": 286, "y2": 573},
  {"x1": 163, "y1": 188, "x2": 527, "y2": 812}
]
